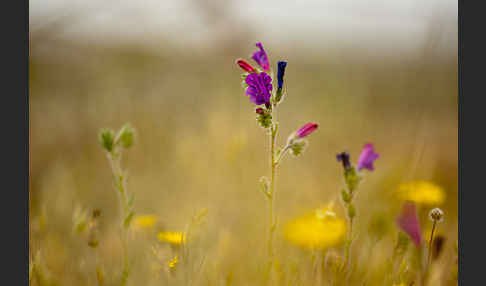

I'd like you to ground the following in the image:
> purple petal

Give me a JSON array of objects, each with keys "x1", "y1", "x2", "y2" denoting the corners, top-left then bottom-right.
[
  {"x1": 251, "y1": 42, "x2": 270, "y2": 71},
  {"x1": 244, "y1": 72, "x2": 272, "y2": 105},
  {"x1": 356, "y1": 143, "x2": 379, "y2": 171}
]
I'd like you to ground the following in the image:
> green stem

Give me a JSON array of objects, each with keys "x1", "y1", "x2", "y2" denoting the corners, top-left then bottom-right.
[
  {"x1": 427, "y1": 220, "x2": 437, "y2": 269},
  {"x1": 268, "y1": 122, "x2": 277, "y2": 263},
  {"x1": 107, "y1": 151, "x2": 130, "y2": 286},
  {"x1": 265, "y1": 104, "x2": 279, "y2": 285},
  {"x1": 343, "y1": 215, "x2": 354, "y2": 270}
]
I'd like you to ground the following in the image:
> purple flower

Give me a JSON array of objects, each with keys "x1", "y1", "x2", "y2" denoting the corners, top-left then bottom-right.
[
  {"x1": 252, "y1": 42, "x2": 270, "y2": 71},
  {"x1": 295, "y1": 123, "x2": 319, "y2": 138},
  {"x1": 245, "y1": 72, "x2": 272, "y2": 105},
  {"x1": 396, "y1": 202, "x2": 422, "y2": 248},
  {"x1": 356, "y1": 143, "x2": 379, "y2": 171},
  {"x1": 336, "y1": 152, "x2": 351, "y2": 170}
]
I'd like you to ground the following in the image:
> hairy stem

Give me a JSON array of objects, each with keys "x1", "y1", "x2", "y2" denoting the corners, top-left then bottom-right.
[
  {"x1": 107, "y1": 151, "x2": 130, "y2": 286},
  {"x1": 427, "y1": 220, "x2": 437, "y2": 269},
  {"x1": 343, "y1": 216, "x2": 354, "y2": 270}
]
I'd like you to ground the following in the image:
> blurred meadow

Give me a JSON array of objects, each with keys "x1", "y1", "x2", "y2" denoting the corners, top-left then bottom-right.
[{"x1": 30, "y1": 1, "x2": 457, "y2": 285}]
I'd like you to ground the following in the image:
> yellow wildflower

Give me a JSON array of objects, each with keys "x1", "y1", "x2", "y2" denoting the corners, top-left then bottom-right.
[
  {"x1": 132, "y1": 215, "x2": 158, "y2": 230},
  {"x1": 284, "y1": 204, "x2": 346, "y2": 250},
  {"x1": 396, "y1": 181, "x2": 445, "y2": 205},
  {"x1": 157, "y1": 231, "x2": 186, "y2": 245},
  {"x1": 168, "y1": 256, "x2": 179, "y2": 269}
]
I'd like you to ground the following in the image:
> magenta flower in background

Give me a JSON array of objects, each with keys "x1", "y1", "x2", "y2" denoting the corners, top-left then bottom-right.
[
  {"x1": 252, "y1": 42, "x2": 270, "y2": 71},
  {"x1": 236, "y1": 59, "x2": 256, "y2": 73},
  {"x1": 295, "y1": 123, "x2": 319, "y2": 138},
  {"x1": 245, "y1": 72, "x2": 273, "y2": 105},
  {"x1": 356, "y1": 143, "x2": 379, "y2": 171},
  {"x1": 396, "y1": 202, "x2": 422, "y2": 248}
]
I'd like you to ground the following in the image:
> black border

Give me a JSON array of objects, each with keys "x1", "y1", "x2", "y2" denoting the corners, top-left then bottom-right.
[
  {"x1": 459, "y1": 0, "x2": 486, "y2": 284},
  {"x1": 1, "y1": 0, "x2": 29, "y2": 284}
]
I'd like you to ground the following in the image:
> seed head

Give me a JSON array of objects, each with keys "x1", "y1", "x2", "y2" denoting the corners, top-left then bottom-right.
[{"x1": 429, "y1": 207, "x2": 444, "y2": 222}]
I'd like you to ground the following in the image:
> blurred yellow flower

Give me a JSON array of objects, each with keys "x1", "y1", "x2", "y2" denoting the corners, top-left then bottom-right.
[
  {"x1": 392, "y1": 284, "x2": 406, "y2": 286},
  {"x1": 284, "y1": 205, "x2": 346, "y2": 249},
  {"x1": 132, "y1": 215, "x2": 158, "y2": 230},
  {"x1": 168, "y1": 256, "x2": 179, "y2": 269},
  {"x1": 157, "y1": 231, "x2": 186, "y2": 245},
  {"x1": 396, "y1": 181, "x2": 445, "y2": 205}
]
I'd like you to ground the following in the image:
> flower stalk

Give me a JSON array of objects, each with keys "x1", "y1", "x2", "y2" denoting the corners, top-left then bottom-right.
[
  {"x1": 236, "y1": 43, "x2": 319, "y2": 284},
  {"x1": 336, "y1": 144, "x2": 379, "y2": 272},
  {"x1": 99, "y1": 124, "x2": 136, "y2": 286}
]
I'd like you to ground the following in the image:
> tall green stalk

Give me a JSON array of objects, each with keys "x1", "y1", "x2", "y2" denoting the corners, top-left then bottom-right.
[{"x1": 99, "y1": 124, "x2": 135, "y2": 286}]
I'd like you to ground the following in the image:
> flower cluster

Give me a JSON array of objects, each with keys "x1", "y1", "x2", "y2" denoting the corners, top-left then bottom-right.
[
  {"x1": 235, "y1": 43, "x2": 320, "y2": 273},
  {"x1": 236, "y1": 42, "x2": 298, "y2": 130},
  {"x1": 335, "y1": 143, "x2": 379, "y2": 270}
]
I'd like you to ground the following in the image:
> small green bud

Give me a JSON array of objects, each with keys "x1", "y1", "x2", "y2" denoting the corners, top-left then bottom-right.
[
  {"x1": 344, "y1": 167, "x2": 361, "y2": 194},
  {"x1": 289, "y1": 139, "x2": 307, "y2": 156},
  {"x1": 117, "y1": 124, "x2": 135, "y2": 148},
  {"x1": 347, "y1": 203, "x2": 356, "y2": 219},
  {"x1": 341, "y1": 189, "x2": 351, "y2": 203},
  {"x1": 99, "y1": 128, "x2": 115, "y2": 152},
  {"x1": 255, "y1": 108, "x2": 272, "y2": 129}
]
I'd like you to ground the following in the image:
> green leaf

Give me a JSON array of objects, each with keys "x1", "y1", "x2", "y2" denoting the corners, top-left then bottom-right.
[{"x1": 124, "y1": 211, "x2": 134, "y2": 228}]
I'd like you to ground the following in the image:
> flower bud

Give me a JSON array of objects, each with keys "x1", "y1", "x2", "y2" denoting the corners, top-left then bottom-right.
[
  {"x1": 117, "y1": 123, "x2": 135, "y2": 149},
  {"x1": 277, "y1": 61, "x2": 287, "y2": 90},
  {"x1": 429, "y1": 207, "x2": 444, "y2": 222},
  {"x1": 256, "y1": 109, "x2": 272, "y2": 129},
  {"x1": 236, "y1": 59, "x2": 256, "y2": 73},
  {"x1": 99, "y1": 128, "x2": 115, "y2": 152},
  {"x1": 255, "y1": 107, "x2": 265, "y2": 115},
  {"x1": 295, "y1": 122, "x2": 318, "y2": 138},
  {"x1": 336, "y1": 152, "x2": 351, "y2": 170},
  {"x1": 289, "y1": 140, "x2": 307, "y2": 156}
]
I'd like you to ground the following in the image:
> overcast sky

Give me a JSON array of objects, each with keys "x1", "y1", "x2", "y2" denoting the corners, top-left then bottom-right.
[{"x1": 30, "y1": 0, "x2": 457, "y2": 58}]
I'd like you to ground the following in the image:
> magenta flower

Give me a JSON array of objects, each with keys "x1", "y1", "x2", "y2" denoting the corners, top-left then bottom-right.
[
  {"x1": 396, "y1": 202, "x2": 422, "y2": 248},
  {"x1": 245, "y1": 72, "x2": 272, "y2": 105},
  {"x1": 236, "y1": 59, "x2": 256, "y2": 73},
  {"x1": 252, "y1": 42, "x2": 270, "y2": 71},
  {"x1": 356, "y1": 143, "x2": 379, "y2": 171},
  {"x1": 295, "y1": 123, "x2": 319, "y2": 138}
]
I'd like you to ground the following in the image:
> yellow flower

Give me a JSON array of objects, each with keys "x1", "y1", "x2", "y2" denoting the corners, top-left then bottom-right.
[
  {"x1": 396, "y1": 181, "x2": 445, "y2": 205},
  {"x1": 392, "y1": 284, "x2": 406, "y2": 286},
  {"x1": 168, "y1": 256, "x2": 179, "y2": 269},
  {"x1": 157, "y1": 231, "x2": 186, "y2": 245},
  {"x1": 132, "y1": 215, "x2": 158, "y2": 230},
  {"x1": 284, "y1": 204, "x2": 346, "y2": 250}
]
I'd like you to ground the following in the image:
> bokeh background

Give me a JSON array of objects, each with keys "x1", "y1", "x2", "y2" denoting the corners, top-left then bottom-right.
[{"x1": 30, "y1": 0, "x2": 458, "y2": 285}]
